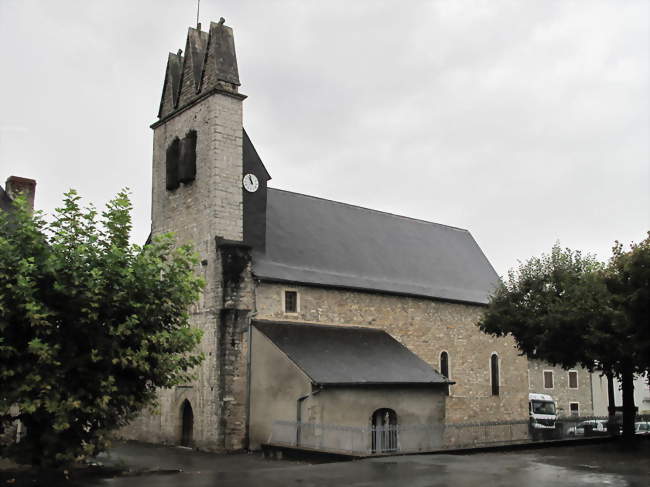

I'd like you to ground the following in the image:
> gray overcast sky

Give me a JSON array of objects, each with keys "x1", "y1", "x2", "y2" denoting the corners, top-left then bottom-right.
[{"x1": 1, "y1": 0, "x2": 648, "y2": 276}]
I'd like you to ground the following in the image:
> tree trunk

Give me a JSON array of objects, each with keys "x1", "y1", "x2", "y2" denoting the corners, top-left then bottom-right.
[
  {"x1": 606, "y1": 370, "x2": 617, "y2": 435},
  {"x1": 621, "y1": 362, "x2": 636, "y2": 442},
  {"x1": 21, "y1": 416, "x2": 45, "y2": 467}
]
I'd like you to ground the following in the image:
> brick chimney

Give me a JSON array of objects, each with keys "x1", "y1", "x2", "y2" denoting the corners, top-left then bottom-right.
[{"x1": 5, "y1": 176, "x2": 36, "y2": 211}]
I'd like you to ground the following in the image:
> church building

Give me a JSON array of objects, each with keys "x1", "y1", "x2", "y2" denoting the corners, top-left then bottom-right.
[{"x1": 120, "y1": 19, "x2": 592, "y2": 453}]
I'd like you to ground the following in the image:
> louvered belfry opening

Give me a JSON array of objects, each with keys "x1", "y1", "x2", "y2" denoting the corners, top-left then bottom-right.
[
  {"x1": 165, "y1": 131, "x2": 197, "y2": 190},
  {"x1": 166, "y1": 137, "x2": 181, "y2": 190}
]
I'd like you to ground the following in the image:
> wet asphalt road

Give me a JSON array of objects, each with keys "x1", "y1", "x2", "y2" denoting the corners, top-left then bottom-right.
[{"x1": 69, "y1": 440, "x2": 650, "y2": 486}]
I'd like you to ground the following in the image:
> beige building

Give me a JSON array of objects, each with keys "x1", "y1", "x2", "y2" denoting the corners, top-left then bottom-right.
[
  {"x1": 119, "y1": 19, "x2": 585, "y2": 452},
  {"x1": 528, "y1": 360, "x2": 594, "y2": 417}
]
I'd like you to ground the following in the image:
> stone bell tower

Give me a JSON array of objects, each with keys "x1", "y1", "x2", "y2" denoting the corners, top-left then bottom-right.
[{"x1": 125, "y1": 19, "x2": 255, "y2": 451}]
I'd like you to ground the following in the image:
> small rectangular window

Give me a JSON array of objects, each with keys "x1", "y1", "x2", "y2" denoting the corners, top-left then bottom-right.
[
  {"x1": 568, "y1": 370, "x2": 578, "y2": 389},
  {"x1": 543, "y1": 371, "x2": 554, "y2": 389},
  {"x1": 570, "y1": 403, "x2": 579, "y2": 416},
  {"x1": 284, "y1": 290, "x2": 298, "y2": 313}
]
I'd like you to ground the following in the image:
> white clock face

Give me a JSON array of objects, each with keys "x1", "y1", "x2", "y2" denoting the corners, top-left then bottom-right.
[{"x1": 243, "y1": 173, "x2": 259, "y2": 193}]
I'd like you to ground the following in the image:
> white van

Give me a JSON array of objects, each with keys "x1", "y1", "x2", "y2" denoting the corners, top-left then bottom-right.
[{"x1": 529, "y1": 393, "x2": 557, "y2": 432}]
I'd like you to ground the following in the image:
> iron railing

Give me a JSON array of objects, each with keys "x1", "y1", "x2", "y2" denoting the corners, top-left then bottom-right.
[{"x1": 269, "y1": 414, "x2": 649, "y2": 456}]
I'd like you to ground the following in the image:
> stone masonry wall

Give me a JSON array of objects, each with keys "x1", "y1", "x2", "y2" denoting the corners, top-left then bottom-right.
[
  {"x1": 216, "y1": 244, "x2": 255, "y2": 450},
  {"x1": 255, "y1": 282, "x2": 530, "y2": 424},
  {"x1": 528, "y1": 359, "x2": 594, "y2": 417},
  {"x1": 117, "y1": 91, "x2": 246, "y2": 450}
]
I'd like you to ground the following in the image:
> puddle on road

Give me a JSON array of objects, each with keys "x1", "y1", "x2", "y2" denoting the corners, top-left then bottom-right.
[{"x1": 525, "y1": 461, "x2": 631, "y2": 487}]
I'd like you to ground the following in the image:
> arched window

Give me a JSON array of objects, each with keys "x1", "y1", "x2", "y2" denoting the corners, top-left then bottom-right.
[
  {"x1": 371, "y1": 408, "x2": 398, "y2": 453},
  {"x1": 490, "y1": 353, "x2": 500, "y2": 396},
  {"x1": 440, "y1": 351, "x2": 451, "y2": 396},
  {"x1": 180, "y1": 399, "x2": 194, "y2": 447},
  {"x1": 440, "y1": 351, "x2": 450, "y2": 379}
]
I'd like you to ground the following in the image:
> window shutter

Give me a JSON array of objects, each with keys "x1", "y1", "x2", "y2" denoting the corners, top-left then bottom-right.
[
  {"x1": 179, "y1": 130, "x2": 197, "y2": 183},
  {"x1": 544, "y1": 371, "x2": 554, "y2": 389},
  {"x1": 166, "y1": 137, "x2": 181, "y2": 190}
]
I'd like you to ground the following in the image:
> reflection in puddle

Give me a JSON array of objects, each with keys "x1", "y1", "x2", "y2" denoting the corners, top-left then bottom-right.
[{"x1": 526, "y1": 462, "x2": 630, "y2": 487}]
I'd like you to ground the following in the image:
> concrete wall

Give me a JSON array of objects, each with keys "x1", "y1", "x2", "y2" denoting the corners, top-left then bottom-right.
[
  {"x1": 307, "y1": 387, "x2": 445, "y2": 453},
  {"x1": 310, "y1": 387, "x2": 445, "y2": 428},
  {"x1": 249, "y1": 327, "x2": 312, "y2": 449},
  {"x1": 118, "y1": 88, "x2": 249, "y2": 450},
  {"x1": 249, "y1": 325, "x2": 446, "y2": 452},
  {"x1": 528, "y1": 360, "x2": 593, "y2": 417},
  {"x1": 255, "y1": 282, "x2": 529, "y2": 423}
]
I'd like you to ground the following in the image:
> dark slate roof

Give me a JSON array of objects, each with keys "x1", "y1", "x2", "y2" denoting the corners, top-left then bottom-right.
[
  {"x1": 252, "y1": 189, "x2": 500, "y2": 304},
  {"x1": 208, "y1": 20, "x2": 240, "y2": 85},
  {"x1": 186, "y1": 27, "x2": 209, "y2": 93},
  {"x1": 0, "y1": 186, "x2": 13, "y2": 212},
  {"x1": 254, "y1": 320, "x2": 449, "y2": 386}
]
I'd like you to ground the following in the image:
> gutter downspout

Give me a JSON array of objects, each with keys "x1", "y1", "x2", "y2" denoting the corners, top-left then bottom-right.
[{"x1": 296, "y1": 386, "x2": 322, "y2": 446}]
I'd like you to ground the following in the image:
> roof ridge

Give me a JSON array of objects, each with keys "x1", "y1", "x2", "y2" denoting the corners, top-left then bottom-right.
[
  {"x1": 267, "y1": 187, "x2": 469, "y2": 232},
  {"x1": 253, "y1": 319, "x2": 384, "y2": 333}
]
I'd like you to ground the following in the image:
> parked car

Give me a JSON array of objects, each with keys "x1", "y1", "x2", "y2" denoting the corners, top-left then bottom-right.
[
  {"x1": 567, "y1": 420, "x2": 608, "y2": 436},
  {"x1": 635, "y1": 422, "x2": 650, "y2": 435}
]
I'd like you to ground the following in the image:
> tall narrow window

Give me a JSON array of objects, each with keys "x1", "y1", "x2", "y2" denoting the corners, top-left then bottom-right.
[
  {"x1": 568, "y1": 370, "x2": 578, "y2": 389},
  {"x1": 569, "y1": 403, "x2": 579, "y2": 416},
  {"x1": 490, "y1": 353, "x2": 500, "y2": 396},
  {"x1": 284, "y1": 290, "x2": 298, "y2": 313},
  {"x1": 543, "y1": 370, "x2": 554, "y2": 389},
  {"x1": 440, "y1": 351, "x2": 449, "y2": 379}
]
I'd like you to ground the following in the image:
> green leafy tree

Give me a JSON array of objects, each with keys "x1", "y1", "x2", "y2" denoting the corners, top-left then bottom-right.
[
  {"x1": 603, "y1": 233, "x2": 650, "y2": 437},
  {"x1": 477, "y1": 241, "x2": 647, "y2": 440},
  {"x1": 0, "y1": 190, "x2": 204, "y2": 467},
  {"x1": 478, "y1": 244, "x2": 611, "y2": 369}
]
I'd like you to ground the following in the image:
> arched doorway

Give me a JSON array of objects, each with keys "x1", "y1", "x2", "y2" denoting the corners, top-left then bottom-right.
[
  {"x1": 180, "y1": 400, "x2": 194, "y2": 447},
  {"x1": 371, "y1": 408, "x2": 398, "y2": 453}
]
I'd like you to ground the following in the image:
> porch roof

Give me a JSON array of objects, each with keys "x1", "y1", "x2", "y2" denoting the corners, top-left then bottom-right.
[{"x1": 254, "y1": 320, "x2": 450, "y2": 386}]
